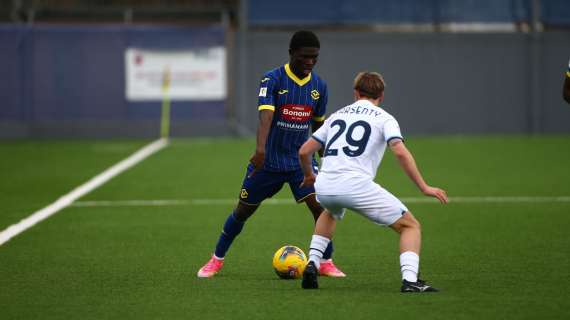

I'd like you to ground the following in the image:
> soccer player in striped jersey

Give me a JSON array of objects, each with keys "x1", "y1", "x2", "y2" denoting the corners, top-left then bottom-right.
[
  {"x1": 298, "y1": 72, "x2": 448, "y2": 292},
  {"x1": 562, "y1": 61, "x2": 570, "y2": 103},
  {"x1": 198, "y1": 30, "x2": 345, "y2": 278}
]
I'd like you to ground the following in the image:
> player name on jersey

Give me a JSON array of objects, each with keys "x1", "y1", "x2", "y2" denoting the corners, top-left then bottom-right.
[{"x1": 336, "y1": 105, "x2": 383, "y2": 117}]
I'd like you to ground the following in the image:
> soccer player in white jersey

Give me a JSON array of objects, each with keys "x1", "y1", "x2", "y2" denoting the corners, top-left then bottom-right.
[{"x1": 298, "y1": 71, "x2": 448, "y2": 292}]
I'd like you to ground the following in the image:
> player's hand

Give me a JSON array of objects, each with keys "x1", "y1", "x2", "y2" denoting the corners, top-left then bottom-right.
[
  {"x1": 248, "y1": 151, "x2": 265, "y2": 177},
  {"x1": 300, "y1": 174, "x2": 316, "y2": 188},
  {"x1": 422, "y1": 186, "x2": 448, "y2": 204}
]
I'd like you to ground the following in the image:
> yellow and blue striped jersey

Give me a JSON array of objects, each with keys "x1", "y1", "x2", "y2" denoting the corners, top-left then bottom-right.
[{"x1": 257, "y1": 63, "x2": 327, "y2": 171}]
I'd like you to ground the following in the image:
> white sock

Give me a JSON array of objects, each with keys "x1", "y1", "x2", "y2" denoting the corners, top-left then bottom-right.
[
  {"x1": 400, "y1": 251, "x2": 419, "y2": 282},
  {"x1": 308, "y1": 234, "x2": 330, "y2": 270}
]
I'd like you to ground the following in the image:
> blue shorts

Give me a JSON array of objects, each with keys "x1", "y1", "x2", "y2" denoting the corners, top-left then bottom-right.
[{"x1": 238, "y1": 163, "x2": 317, "y2": 205}]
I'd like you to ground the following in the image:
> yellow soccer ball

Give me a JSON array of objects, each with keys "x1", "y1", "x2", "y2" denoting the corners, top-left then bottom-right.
[{"x1": 272, "y1": 245, "x2": 308, "y2": 279}]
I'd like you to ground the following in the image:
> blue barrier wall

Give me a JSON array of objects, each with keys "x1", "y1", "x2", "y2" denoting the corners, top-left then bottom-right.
[
  {"x1": 248, "y1": 0, "x2": 570, "y2": 26},
  {"x1": 235, "y1": 31, "x2": 570, "y2": 135},
  {"x1": 2, "y1": 22, "x2": 570, "y2": 138},
  {"x1": 0, "y1": 25, "x2": 226, "y2": 138},
  {"x1": 542, "y1": 0, "x2": 570, "y2": 26},
  {"x1": 0, "y1": 25, "x2": 27, "y2": 122}
]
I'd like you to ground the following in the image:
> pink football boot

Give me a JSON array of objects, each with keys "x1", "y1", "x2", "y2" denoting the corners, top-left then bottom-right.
[
  {"x1": 197, "y1": 255, "x2": 224, "y2": 278},
  {"x1": 319, "y1": 259, "x2": 346, "y2": 277}
]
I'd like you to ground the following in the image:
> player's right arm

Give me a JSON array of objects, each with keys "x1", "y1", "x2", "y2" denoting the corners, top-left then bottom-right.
[
  {"x1": 389, "y1": 140, "x2": 448, "y2": 204},
  {"x1": 249, "y1": 74, "x2": 278, "y2": 175},
  {"x1": 250, "y1": 109, "x2": 274, "y2": 173}
]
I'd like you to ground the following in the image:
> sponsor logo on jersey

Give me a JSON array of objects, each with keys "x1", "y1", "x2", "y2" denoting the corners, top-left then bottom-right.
[
  {"x1": 311, "y1": 90, "x2": 320, "y2": 100},
  {"x1": 278, "y1": 89, "x2": 288, "y2": 95},
  {"x1": 281, "y1": 104, "x2": 312, "y2": 122},
  {"x1": 276, "y1": 121, "x2": 310, "y2": 130},
  {"x1": 261, "y1": 77, "x2": 271, "y2": 83},
  {"x1": 259, "y1": 87, "x2": 267, "y2": 97}
]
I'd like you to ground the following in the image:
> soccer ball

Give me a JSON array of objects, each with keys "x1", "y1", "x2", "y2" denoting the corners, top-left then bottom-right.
[{"x1": 272, "y1": 245, "x2": 308, "y2": 279}]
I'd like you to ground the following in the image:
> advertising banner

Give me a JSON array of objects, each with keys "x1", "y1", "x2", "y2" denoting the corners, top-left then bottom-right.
[{"x1": 125, "y1": 47, "x2": 226, "y2": 101}]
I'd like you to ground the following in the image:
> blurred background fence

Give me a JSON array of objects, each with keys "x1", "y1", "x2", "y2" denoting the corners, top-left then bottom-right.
[{"x1": 1, "y1": 0, "x2": 569, "y2": 138}]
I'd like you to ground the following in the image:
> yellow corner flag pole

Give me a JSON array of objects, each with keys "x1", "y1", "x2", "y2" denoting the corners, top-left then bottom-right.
[{"x1": 160, "y1": 67, "x2": 171, "y2": 139}]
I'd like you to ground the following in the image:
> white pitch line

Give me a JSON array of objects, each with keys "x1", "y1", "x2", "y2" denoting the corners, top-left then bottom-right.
[
  {"x1": 71, "y1": 198, "x2": 291, "y2": 207},
  {"x1": 0, "y1": 138, "x2": 169, "y2": 246},
  {"x1": 69, "y1": 196, "x2": 570, "y2": 208},
  {"x1": 72, "y1": 199, "x2": 192, "y2": 207},
  {"x1": 435, "y1": 196, "x2": 570, "y2": 203}
]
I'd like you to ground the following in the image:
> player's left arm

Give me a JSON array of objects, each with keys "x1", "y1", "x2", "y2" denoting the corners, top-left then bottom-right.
[
  {"x1": 563, "y1": 66, "x2": 570, "y2": 104},
  {"x1": 389, "y1": 139, "x2": 448, "y2": 204},
  {"x1": 299, "y1": 138, "x2": 323, "y2": 188},
  {"x1": 311, "y1": 119, "x2": 325, "y2": 158},
  {"x1": 311, "y1": 83, "x2": 328, "y2": 157}
]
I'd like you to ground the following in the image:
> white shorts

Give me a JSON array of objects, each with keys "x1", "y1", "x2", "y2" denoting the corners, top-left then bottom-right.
[{"x1": 316, "y1": 181, "x2": 408, "y2": 226}]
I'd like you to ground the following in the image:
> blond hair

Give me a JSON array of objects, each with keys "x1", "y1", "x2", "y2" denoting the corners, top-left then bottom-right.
[{"x1": 353, "y1": 71, "x2": 385, "y2": 99}]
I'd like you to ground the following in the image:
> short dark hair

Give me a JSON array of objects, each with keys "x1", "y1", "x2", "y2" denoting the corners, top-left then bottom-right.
[
  {"x1": 289, "y1": 30, "x2": 320, "y2": 51},
  {"x1": 353, "y1": 72, "x2": 385, "y2": 99}
]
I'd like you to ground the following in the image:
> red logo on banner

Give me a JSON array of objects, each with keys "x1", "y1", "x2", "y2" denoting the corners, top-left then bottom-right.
[
  {"x1": 281, "y1": 104, "x2": 312, "y2": 122},
  {"x1": 134, "y1": 53, "x2": 143, "y2": 66}
]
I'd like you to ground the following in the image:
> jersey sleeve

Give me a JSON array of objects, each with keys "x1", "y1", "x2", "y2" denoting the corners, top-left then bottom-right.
[
  {"x1": 313, "y1": 82, "x2": 328, "y2": 122},
  {"x1": 311, "y1": 117, "x2": 329, "y2": 146},
  {"x1": 383, "y1": 118, "x2": 404, "y2": 143},
  {"x1": 257, "y1": 74, "x2": 278, "y2": 111}
]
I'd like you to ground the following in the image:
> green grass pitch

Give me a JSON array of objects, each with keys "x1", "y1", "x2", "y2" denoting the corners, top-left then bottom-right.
[{"x1": 1, "y1": 136, "x2": 569, "y2": 319}]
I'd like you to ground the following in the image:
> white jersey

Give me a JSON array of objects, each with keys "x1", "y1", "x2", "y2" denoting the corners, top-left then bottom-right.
[{"x1": 312, "y1": 99, "x2": 403, "y2": 195}]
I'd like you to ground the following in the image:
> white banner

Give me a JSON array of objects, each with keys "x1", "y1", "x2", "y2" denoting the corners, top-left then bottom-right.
[{"x1": 125, "y1": 47, "x2": 226, "y2": 101}]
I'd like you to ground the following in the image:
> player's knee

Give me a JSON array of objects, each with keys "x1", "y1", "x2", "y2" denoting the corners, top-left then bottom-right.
[
  {"x1": 234, "y1": 203, "x2": 258, "y2": 222},
  {"x1": 321, "y1": 210, "x2": 335, "y2": 222},
  {"x1": 395, "y1": 211, "x2": 420, "y2": 232},
  {"x1": 412, "y1": 218, "x2": 421, "y2": 232},
  {"x1": 404, "y1": 211, "x2": 421, "y2": 231},
  {"x1": 305, "y1": 197, "x2": 325, "y2": 219},
  {"x1": 311, "y1": 205, "x2": 325, "y2": 218}
]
